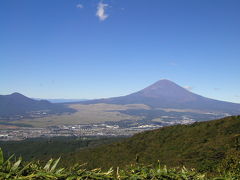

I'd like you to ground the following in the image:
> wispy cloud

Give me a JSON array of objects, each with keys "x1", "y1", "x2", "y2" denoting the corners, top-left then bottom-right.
[
  {"x1": 76, "y1": 4, "x2": 84, "y2": 9},
  {"x1": 184, "y1": 86, "x2": 193, "y2": 91},
  {"x1": 96, "y1": 2, "x2": 108, "y2": 21}
]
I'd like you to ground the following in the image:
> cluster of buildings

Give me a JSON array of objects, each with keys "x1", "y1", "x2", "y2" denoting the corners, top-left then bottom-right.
[
  {"x1": 0, "y1": 123, "x2": 163, "y2": 141},
  {"x1": 0, "y1": 115, "x2": 199, "y2": 141}
]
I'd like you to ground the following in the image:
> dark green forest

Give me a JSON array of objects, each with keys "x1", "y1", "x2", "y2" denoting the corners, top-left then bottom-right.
[
  {"x1": 60, "y1": 116, "x2": 240, "y2": 174},
  {"x1": 0, "y1": 136, "x2": 124, "y2": 162}
]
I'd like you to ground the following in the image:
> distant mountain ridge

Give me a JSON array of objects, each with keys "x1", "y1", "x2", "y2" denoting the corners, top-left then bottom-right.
[
  {"x1": 34, "y1": 98, "x2": 88, "y2": 103},
  {"x1": 0, "y1": 93, "x2": 75, "y2": 118},
  {"x1": 80, "y1": 79, "x2": 240, "y2": 114}
]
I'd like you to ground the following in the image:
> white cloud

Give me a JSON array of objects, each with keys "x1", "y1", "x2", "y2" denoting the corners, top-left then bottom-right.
[
  {"x1": 184, "y1": 86, "x2": 193, "y2": 91},
  {"x1": 96, "y1": 2, "x2": 108, "y2": 21},
  {"x1": 76, "y1": 4, "x2": 83, "y2": 9}
]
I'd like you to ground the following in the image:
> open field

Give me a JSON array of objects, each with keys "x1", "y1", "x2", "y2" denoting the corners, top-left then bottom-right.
[
  {"x1": 0, "y1": 125, "x2": 19, "y2": 129},
  {"x1": 156, "y1": 108, "x2": 211, "y2": 113},
  {"x1": 5, "y1": 103, "x2": 227, "y2": 128},
  {"x1": 9, "y1": 104, "x2": 149, "y2": 128}
]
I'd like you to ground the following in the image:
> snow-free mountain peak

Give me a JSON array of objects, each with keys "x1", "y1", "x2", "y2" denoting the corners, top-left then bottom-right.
[
  {"x1": 135, "y1": 79, "x2": 196, "y2": 100},
  {"x1": 80, "y1": 79, "x2": 240, "y2": 114}
]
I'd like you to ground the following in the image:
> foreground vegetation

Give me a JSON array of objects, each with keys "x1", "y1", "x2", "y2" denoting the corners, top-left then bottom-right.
[
  {"x1": 0, "y1": 148, "x2": 222, "y2": 179},
  {"x1": 1, "y1": 116, "x2": 240, "y2": 179},
  {"x1": 1, "y1": 148, "x2": 240, "y2": 180}
]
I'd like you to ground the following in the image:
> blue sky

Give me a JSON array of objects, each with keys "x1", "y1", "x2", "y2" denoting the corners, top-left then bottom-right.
[{"x1": 1, "y1": 0, "x2": 240, "y2": 103}]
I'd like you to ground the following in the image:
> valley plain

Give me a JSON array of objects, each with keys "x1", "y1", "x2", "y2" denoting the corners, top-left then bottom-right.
[
  {"x1": 8, "y1": 104, "x2": 147, "y2": 127},
  {"x1": 4, "y1": 102, "x2": 227, "y2": 129}
]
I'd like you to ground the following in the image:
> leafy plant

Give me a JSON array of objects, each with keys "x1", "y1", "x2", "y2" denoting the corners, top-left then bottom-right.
[{"x1": 0, "y1": 148, "x2": 209, "y2": 180}]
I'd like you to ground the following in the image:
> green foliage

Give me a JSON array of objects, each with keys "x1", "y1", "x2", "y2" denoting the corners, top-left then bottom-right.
[
  {"x1": 219, "y1": 149, "x2": 240, "y2": 175},
  {"x1": 117, "y1": 164, "x2": 205, "y2": 180},
  {"x1": 62, "y1": 116, "x2": 240, "y2": 172},
  {"x1": 0, "y1": 148, "x2": 207, "y2": 179},
  {"x1": 0, "y1": 136, "x2": 124, "y2": 162}
]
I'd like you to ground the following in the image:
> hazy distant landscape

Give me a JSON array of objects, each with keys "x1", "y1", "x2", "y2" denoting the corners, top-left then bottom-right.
[
  {"x1": 1, "y1": 80, "x2": 239, "y2": 142},
  {"x1": 1, "y1": 0, "x2": 240, "y2": 179}
]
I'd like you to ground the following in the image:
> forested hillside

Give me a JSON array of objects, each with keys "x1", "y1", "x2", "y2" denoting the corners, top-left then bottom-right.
[
  {"x1": 63, "y1": 116, "x2": 240, "y2": 173},
  {"x1": 0, "y1": 136, "x2": 124, "y2": 162}
]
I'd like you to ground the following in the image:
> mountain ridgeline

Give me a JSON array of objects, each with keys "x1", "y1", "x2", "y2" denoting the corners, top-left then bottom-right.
[
  {"x1": 80, "y1": 79, "x2": 240, "y2": 114},
  {"x1": 0, "y1": 93, "x2": 75, "y2": 119}
]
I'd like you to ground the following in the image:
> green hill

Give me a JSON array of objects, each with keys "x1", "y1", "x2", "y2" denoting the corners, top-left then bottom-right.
[{"x1": 63, "y1": 116, "x2": 240, "y2": 173}]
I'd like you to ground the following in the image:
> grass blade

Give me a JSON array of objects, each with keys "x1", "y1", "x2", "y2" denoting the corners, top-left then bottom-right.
[
  {"x1": 50, "y1": 158, "x2": 60, "y2": 172},
  {"x1": 44, "y1": 159, "x2": 53, "y2": 171}
]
